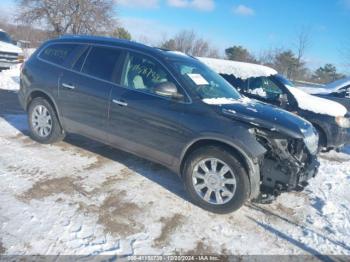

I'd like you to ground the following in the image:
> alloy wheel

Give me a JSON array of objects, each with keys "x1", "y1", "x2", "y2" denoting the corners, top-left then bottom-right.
[{"x1": 192, "y1": 158, "x2": 237, "y2": 205}]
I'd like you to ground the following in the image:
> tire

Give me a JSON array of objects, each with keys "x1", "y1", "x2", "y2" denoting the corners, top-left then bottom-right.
[
  {"x1": 183, "y1": 146, "x2": 250, "y2": 214},
  {"x1": 28, "y1": 97, "x2": 65, "y2": 144}
]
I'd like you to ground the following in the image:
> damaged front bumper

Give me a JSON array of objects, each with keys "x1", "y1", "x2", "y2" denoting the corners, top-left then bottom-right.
[
  {"x1": 257, "y1": 155, "x2": 319, "y2": 204},
  {"x1": 253, "y1": 131, "x2": 320, "y2": 204}
]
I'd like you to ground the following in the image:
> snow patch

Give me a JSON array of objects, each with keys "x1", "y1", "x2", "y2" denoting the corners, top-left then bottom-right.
[
  {"x1": 167, "y1": 50, "x2": 188, "y2": 57},
  {"x1": 202, "y1": 96, "x2": 251, "y2": 105},
  {"x1": 286, "y1": 85, "x2": 347, "y2": 117},
  {"x1": 0, "y1": 64, "x2": 20, "y2": 91},
  {"x1": 198, "y1": 57, "x2": 278, "y2": 80}
]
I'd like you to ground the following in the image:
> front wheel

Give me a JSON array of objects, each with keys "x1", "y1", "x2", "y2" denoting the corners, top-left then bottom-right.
[
  {"x1": 28, "y1": 97, "x2": 65, "y2": 144},
  {"x1": 183, "y1": 146, "x2": 250, "y2": 214}
]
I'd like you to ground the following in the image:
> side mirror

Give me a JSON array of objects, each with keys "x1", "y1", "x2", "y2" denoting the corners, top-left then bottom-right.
[{"x1": 154, "y1": 82, "x2": 184, "y2": 100}]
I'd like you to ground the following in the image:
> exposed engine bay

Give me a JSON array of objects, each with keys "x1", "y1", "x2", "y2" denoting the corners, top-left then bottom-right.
[{"x1": 253, "y1": 128, "x2": 320, "y2": 204}]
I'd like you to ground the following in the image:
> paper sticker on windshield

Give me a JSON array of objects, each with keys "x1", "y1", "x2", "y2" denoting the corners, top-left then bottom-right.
[{"x1": 187, "y1": 73, "x2": 209, "y2": 85}]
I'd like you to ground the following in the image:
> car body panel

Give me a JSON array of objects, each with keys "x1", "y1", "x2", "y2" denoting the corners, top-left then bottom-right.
[{"x1": 18, "y1": 35, "x2": 320, "y2": 201}]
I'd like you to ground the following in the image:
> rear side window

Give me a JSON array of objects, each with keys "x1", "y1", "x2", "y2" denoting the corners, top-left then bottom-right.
[
  {"x1": 82, "y1": 46, "x2": 122, "y2": 82},
  {"x1": 39, "y1": 44, "x2": 77, "y2": 66}
]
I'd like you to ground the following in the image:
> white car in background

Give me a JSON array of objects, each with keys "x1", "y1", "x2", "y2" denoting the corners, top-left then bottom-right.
[
  {"x1": 0, "y1": 29, "x2": 24, "y2": 71},
  {"x1": 299, "y1": 77, "x2": 350, "y2": 98}
]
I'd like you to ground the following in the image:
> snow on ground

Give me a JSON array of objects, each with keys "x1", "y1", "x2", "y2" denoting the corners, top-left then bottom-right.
[
  {"x1": 1, "y1": 65, "x2": 350, "y2": 256},
  {"x1": 1, "y1": 114, "x2": 350, "y2": 256},
  {"x1": 0, "y1": 64, "x2": 20, "y2": 91}
]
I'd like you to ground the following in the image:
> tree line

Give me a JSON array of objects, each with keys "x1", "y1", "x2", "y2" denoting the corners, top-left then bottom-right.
[
  {"x1": 0, "y1": 0, "x2": 346, "y2": 84},
  {"x1": 159, "y1": 30, "x2": 346, "y2": 84}
]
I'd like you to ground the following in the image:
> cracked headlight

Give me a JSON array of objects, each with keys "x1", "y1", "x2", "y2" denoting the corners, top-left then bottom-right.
[
  {"x1": 336, "y1": 116, "x2": 350, "y2": 128},
  {"x1": 304, "y1": 131, "x2": 319, "y2": 154}
]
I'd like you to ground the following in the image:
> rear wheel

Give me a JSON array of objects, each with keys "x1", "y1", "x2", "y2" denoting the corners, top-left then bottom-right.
[
  {"x1": 28, "y1": 97, "x2": 65, "y2": 144},
  {"x1": 183, "y1": 146, "x2": 250, "y2": 214}
]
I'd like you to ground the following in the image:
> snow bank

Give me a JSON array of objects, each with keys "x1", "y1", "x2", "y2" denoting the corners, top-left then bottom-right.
[
  {"x1": 0, "y1": 65, "x2": 20, "y2": 91},
  {"x1": 198, "y1": 57, "x2": 278, "y2": 80},
  {"x1": 286, "y1": 85, "x2": 347, "y2": 117}
]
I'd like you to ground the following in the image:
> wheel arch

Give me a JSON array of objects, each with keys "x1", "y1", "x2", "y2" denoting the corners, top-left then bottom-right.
[
  {"x1": 179, "y1": 138, "x2": 262, "y2": 199},
  {"x1": 26, "y1": 90, "x2": 62, "y2": 123},
  {"x1": 312, "y1": 122, "x2": 328, "y2": 147}
]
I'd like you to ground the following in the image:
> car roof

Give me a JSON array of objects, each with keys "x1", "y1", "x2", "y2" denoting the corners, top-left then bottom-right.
[
  {"x1": 198, "y1": 57, "x2": 278, "y2": 80},
  {"x1": 47, "y1": 35, "x2": 196, "y2": 62}
]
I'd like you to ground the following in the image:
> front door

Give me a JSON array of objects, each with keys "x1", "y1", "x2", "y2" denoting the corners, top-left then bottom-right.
[{"x1": 107, "y1": 51, "x2": 188, "y2": 166}]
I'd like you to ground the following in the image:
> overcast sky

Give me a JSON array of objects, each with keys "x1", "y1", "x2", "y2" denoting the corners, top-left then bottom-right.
[{"x1": 1, "y1": 0, "x2": 349, "y2": 73}]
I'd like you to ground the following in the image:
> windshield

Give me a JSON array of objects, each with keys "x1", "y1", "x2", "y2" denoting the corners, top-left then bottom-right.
[
  {"x1": 171, "y1": 59, "x2": 242, "y2": 100},
  {"x1": 275, "y1": 74, "x2": 294, "y2": 87},
  {"x1": 0, "y1": 31, "x2": 13, "y2": 44}
]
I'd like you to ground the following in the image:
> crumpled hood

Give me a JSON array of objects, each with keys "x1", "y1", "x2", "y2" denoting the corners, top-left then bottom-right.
[
  {"x1": 203, "y1": 97, "x2": 313, "y2": 139},
  {"x1": 0, "y1": 41, "x2": 23, "y2": 54}
]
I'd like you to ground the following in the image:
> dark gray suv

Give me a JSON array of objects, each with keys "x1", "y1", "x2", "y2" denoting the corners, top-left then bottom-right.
[{"x1": 18, "y1": 36, "x2": 319, "y2": 213}]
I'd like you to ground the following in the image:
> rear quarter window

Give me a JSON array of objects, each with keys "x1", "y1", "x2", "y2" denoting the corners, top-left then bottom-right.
[{"x1": 39, "y1": 44, "x2": 78, "y2": 66}]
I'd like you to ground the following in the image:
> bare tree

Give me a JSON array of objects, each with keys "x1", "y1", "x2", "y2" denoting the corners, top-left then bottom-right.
[
  {"x1": 293, "y1": 27, "x2": 311, "y2": 79},
  {"x1": 160, "y1": 30, "x2": 219, "y2": 58},
  {"x1": 15, "y1": 0, "x2": 117, "y2": 37},
  {"x1": 295, "y1": 27, "x2": 311, "y2": 64}
]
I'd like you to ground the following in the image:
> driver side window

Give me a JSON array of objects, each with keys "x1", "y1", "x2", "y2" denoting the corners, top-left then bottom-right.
[
  {"x1": 121, "y1": 52, "x2": 181, "y2": 98},
  {"x1": 246, "y1": 77, "x2": 283, "y2": 101}
]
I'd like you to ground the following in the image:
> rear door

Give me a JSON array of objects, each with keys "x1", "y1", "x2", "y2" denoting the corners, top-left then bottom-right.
[
  {"x1": 59, "y1": 45, "x2": 125, "y2": 141},
  {"x1": 107, "y1": 51, "x2": 189, "y2": 166}
]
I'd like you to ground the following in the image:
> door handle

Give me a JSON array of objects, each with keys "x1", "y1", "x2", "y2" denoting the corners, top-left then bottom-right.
[
  {"x1": 112, "y1": 99, "x2": 128, "y2": 107},
  {"x1": 62, "y1": 83, "x2": 75, "y2": 90}
]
